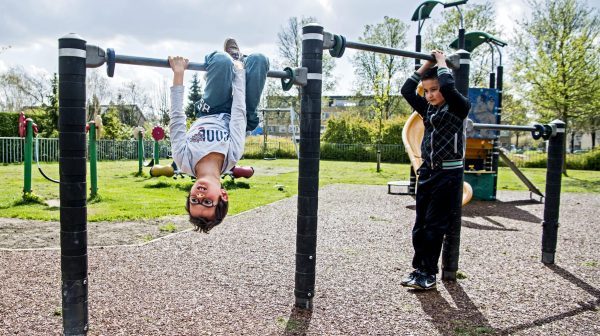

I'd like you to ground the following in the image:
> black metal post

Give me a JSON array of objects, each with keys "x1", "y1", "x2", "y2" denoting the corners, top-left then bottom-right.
[
  {"x1": 409, "y1": 33, "x2": 422, "y2": 194},
  {"x1": 58, "y1": 33, "x2": 88, "y2": 335},
  {"x1": 542, "y1": 120, "x2": 565, "y2": 264},
  {"x1": 415, "y1": 34, "x2": 422, "y2": 70},
  {"x1": 458, "y1": 28, "x2": 466, "y2": 50},
  {"x1": 294, "y1": 23, "x2": 323, "y2": 310},
  {"x1": 441, "y1": 49, "x2": 470, "y2": 281},
  {"x1": 491, "y1": 65, "x2": 503, "y2": 199},
  {"x1": 489, "y1": 72, "x2": 496, "y2": 89}
]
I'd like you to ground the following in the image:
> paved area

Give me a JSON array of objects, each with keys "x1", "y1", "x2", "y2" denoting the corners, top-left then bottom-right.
[{"x1": 1, "y1": 185, "x2": 599, "y2": 335}]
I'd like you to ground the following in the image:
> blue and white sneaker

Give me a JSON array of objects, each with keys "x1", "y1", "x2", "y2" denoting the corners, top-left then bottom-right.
[
  {"x1": 401, "y1": 269, "x2": 422, "y2": 287},
  {"x1": 410, "y1": 272, "x2": 437, "y2": 290}
]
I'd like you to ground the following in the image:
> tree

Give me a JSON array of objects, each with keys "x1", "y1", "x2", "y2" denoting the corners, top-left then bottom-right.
[
  {"x1": 501, "y1": 90, "x2": 530, "y2": 148},
  {"x1": 153, "y1": 79, "x2": 171, "y2": 127},
  {"x1": 39, "y1": 73, "x2": 59, "y2": 137},
  {"x1": 117, "y1": 82, "x2": 150, "y2": 126},
  {"x1": 423, "y1": 0, "x2": 500, "y2": 87},
  {"x1": 86, "y1": 68, "x2": 111, "y2": 107},
  {"x1": 321, "y1": 115, "x2": 374, "y2": 144},
  {"x1": 352, "y1": 16, "x2": 411, "y2": 141},
  {"x1": 512, "y1": 0, "x2": 600, "y2": 173},
  {"x1": 0, "y1": 66, "x2": 50, "y2": 111},
  {"x1": 276, "y1": 16, "x2": 337, "y2": 105},
  {"x1": 185, "y1": 73, "x2": 203, "y2": 120},
  {"x1": 101, "y1": 105, "x2": 130, "y2": 140}
]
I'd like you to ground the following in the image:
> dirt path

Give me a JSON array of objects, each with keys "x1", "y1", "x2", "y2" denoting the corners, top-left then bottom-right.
[{"x1": 0, "y1": 216, "x2": 191, "y2": 249}]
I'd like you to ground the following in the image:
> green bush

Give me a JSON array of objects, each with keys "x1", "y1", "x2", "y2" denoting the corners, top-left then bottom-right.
[
  {"x1": 0, "y1": 112, "x2": 20, "y2": 137},
  {"x1": 0, "y1": 110, "x2": 50, "y2": 137},
  {"x1": 520, "y1": 148, "x2": 600, "y2": 170},
  {"x1": 380, "y1": 115, "x2": 408, "y2": 145},
  {"x1": 567, "y1": 149, "x2": 600, "y2": 170},
  {"x1": 321, "y1": 115, "x2": 375, "y2": 144}
]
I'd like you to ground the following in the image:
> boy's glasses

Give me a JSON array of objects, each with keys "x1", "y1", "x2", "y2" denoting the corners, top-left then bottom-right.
[{"x1": 189, "y1": 196, "x2": 215, "y2": 208}]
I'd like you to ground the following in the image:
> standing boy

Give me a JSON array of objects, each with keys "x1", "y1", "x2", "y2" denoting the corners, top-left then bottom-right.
[
  {"x1": 169, "y1": 39, "x2": 269, "y2": 233},
  {"x1": 400, "y1": 50, "x2": 470, "y2": 290}
]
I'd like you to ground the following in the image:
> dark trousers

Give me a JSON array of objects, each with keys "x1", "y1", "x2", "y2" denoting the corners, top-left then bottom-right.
[{"x1": 412, "y1": 166, "x2": 463, "y2": 275}]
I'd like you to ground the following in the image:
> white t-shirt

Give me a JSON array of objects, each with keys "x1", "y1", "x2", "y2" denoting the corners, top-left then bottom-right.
[{"x1": 169, "y1": 67, "x2": 246, "y2": 177}]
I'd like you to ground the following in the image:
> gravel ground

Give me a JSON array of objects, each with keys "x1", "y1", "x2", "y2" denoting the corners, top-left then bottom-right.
[{"x1": 1, "y1": 185, "x2": 599, "y2": 335}]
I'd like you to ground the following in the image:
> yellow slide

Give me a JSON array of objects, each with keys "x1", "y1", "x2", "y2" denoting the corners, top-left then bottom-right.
[{"x1": 402, "y1": 112, "x2": 473, "y2": 206}]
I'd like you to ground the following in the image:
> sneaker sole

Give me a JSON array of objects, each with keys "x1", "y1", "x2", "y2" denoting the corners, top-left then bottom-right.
[{"x1": 407, "y1": 283, "x2": 437, "y2": 290}]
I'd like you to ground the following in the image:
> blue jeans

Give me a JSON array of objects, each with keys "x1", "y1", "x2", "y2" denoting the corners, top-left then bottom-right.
[{"x1": 195, "y1": 51, "x2": 269, "y2": 131}]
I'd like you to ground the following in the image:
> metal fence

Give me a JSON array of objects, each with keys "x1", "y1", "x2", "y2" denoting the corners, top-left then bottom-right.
[
  {"x1": 0, "y1": 137, "x2": 594, "y2": 168},
  {"x1": 0, "y1": 137, "x2": 168, "y2": 163}
]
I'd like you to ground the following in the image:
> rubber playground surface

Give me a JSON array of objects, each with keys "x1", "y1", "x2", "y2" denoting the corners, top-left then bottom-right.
[{"x1": 1, "y1": 185, "x2": 599, "y2": 335}]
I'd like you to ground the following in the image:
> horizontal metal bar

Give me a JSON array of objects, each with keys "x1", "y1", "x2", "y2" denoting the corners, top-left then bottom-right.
[
  {"x1": 345, "y1": 41, "x2": 436, "y2": 62},
  {"x1": 114, "y1": 54, "x2": 290, "y2": 79},
  {"x1": 473, "y1": 123, "x2": 537, "y2": 132}
]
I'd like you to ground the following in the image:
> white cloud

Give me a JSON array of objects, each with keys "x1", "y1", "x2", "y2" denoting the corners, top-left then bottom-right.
[{"x1": 1, "y1": 0, "x2": 599, "y2": 99}]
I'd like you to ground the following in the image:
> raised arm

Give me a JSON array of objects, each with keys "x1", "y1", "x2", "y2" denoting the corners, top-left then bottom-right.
[
  {"x1": 431, "y1": 51, "x2": 470, "y2": 119},
  {"x1": 168, "y1": 56, "x2": 189, "y2": 163},
  {"x1": 401, "y1": 59, "x2": 435, "y2": 116}
]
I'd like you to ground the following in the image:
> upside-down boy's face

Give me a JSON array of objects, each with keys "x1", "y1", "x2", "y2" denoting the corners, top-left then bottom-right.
[{"x1": 188, "y1": 178, "x2": 228, "y2": 220}]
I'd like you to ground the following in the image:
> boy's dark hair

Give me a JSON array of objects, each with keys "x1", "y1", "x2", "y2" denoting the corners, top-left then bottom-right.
[
  {"x1": 185, "y1": 195, "x2": 229, "y2": 233},
  {"x1": 422, "y1": 66, "x2": 439, "y2": 81}
]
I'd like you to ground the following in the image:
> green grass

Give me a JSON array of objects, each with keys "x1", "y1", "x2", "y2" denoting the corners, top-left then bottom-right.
[{"x1": 0, "y1": 159, "x2": 598, "y2": 221}]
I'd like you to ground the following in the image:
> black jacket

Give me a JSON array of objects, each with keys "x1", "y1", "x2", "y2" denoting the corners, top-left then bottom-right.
[{"x1": 401, "y1": 68, "x2": 471, "y2": 170}]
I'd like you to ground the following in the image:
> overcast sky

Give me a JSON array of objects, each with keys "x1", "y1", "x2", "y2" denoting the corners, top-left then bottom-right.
[{"x1": 1, "y1": 0, "x2": 599, "y2": 99}]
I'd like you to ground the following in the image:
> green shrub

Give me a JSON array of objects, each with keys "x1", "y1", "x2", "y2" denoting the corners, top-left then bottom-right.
[
  {"x1": 321, "y1": 115, "x2": 375, "y2": 144},
  {"x1": 568, "y1": 148, "x2": 600, "y2": 170},
  {"x1": 380, "y1": 115, "x2": 408, "y2": 145},
  {"x1": 0, "y1": 109, "x2": 53, "y2": 138},
  {"x1": 520, "y1": 148, "x2": 600, "y2": 170},
  {"x1": 320, "y1": 143, "x2": 372, "y2": 162},
  {"x1": 0, "y1": 112, "x2": 20, "y2": 137}
]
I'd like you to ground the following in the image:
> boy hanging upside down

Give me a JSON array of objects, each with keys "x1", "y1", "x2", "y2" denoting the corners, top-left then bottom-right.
[{"x1": 168, "y1": 38, "x2": 269, "y2": 233}]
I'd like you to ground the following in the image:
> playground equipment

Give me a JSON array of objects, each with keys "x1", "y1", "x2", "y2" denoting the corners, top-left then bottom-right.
[
  {"x1": 150, "y1": 161, "x2": 254, "y2": 181},
  {"x1": 19, "y1": 112, "x2": 38, "y2": 193},
  {"x1": 85, "y1": 45, "x2": 308, "y2": 91},
  {"x1": 132, "y1": 126, "x2": 145, "y2": 174},
  {"x1": 151, "y1": 126, "x2": 165, "y2": 165},
  {"x1": 449, "y1": 31, "x2": 511, "y2": 201},
  {"x1": 57, "y1": 26, "x2": 566, "y2": 332},
  {"x1": 258, "y1": 107, "x2": 299, "y2": 160},
  {"x1": 58, "y1": 34, "x2": 308, "y2": 334},
  {"x1": 143, "y1": 126, "x2": 165, "y2": 168},
  {"x1": 399, "y1": 111, "x2": 474, "y2": 205},
  {"x1": 19, "y1": 111, "x2": 100, "y2": 197},
  {"x1": 295, "y1": 24, "x2": 565, "y2": 309},
  {"x1": 149, "y1": 161, "x2": 178, "y2": 178},
  {"x1": 289, "y1": 24, "x2": 471, "y2": 310}
]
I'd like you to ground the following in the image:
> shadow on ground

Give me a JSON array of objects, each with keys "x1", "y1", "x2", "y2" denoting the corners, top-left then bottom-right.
[{"x1": 415, "y1": 265, "x2": 600, "y2": 335}]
